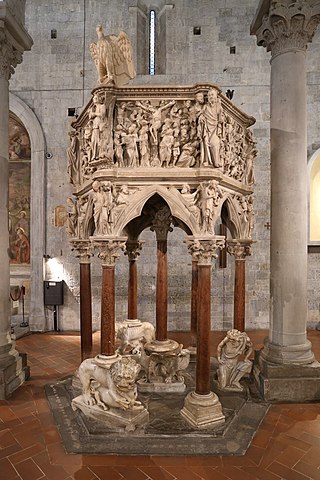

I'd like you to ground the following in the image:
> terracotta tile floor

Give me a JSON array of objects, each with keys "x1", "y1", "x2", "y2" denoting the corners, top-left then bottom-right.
[{"x1": 1, "y1": 330, "x2": 320, "y2": 479}]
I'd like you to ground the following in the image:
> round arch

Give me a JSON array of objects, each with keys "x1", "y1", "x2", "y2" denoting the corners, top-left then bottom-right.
[
  {"x1": 308, "y1": 148, "x2": 320, "y2": 244},
  {"x1": 9, "y1": 93, "x2": 47, "y2": 331}
]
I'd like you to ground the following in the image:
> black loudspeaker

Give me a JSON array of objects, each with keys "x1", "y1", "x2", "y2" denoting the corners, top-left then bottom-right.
[{"x1": 44, "y1": 281, "x2": 64, "y2": 305}]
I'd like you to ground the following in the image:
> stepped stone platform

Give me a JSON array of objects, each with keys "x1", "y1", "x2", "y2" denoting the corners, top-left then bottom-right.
[{"x1": 45, "y1": 360, "x2": 269, "y2": 456}]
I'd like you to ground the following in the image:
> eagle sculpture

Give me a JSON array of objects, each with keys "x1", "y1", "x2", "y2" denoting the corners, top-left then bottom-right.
[{"x1": 90, "y1": 24, "x2": 136, "y2": 87}]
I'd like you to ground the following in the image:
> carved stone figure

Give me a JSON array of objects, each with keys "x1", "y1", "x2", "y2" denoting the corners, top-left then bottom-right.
[
  {"x1": 137, "y1": 100, "x2": 175, "y2": 145},
  {"x1": 74, "y1": 355, "x2": 143, "y2": 411},
  {"x1": 198, "y1": 88, "x2": 222, "y2": 167},
  {"x1": 197, "y1": 180, "x2": 223, "y2": 234},
  {"x1": 67, "y1": 131, "x2": 79, "y2": 185},
  {"x1": 217, "y1": 329, "x2": 253, "y2": 391},
  {"x1": 135, "y1": 343, "x2": 190, "y2": 385},
  {"x1": 90, "y1": 25, "x2": 135, "y2": 86},
  {"x1": 66, "y1": 197, "x2": 78, "y2": 237},
  {"x1": 89, "y1": 92, "x2": 107, "y2": 161},
  {"x1": 138, "y1": 121, "x2": 151, "y2": 167},
  {"x1": 115, "y1": 320, "x2": 155, "y2": 354}
]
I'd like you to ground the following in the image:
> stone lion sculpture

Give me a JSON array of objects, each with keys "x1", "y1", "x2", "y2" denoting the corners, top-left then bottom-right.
[
  {"x1": 74, "y1": 355, "x2": 143, "y2": 411},
  {"x1": 115, "y1": 320, "x2": 155, "y2": 354}
]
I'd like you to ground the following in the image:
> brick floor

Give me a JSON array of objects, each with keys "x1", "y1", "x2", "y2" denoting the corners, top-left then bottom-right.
[{"x1": 0, "y1": 329, "x2": 319, "y2": 479}]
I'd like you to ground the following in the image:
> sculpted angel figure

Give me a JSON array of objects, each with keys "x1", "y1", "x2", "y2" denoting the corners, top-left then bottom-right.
[{"x1": 90, "y1": 24, "x2": 136, "y2": 87}]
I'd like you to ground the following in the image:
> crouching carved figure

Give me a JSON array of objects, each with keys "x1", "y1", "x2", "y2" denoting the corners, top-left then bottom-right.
[
  {"x1": 73, "y1": 355, "x2": 143, "y2": 411},
  {"x1": 217, "y1": 329, "x2": 253, "y2": 392},
  {"x1": 115, "y1": 320, "x2": 155, "y2": 354}
]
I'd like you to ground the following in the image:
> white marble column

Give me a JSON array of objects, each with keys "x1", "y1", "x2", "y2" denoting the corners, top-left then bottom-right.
[
  {"x1": 0, "y1": 2, "x2": 33, "y2": 398},
  {"x1": 251, "y1": 1, "x2": 320, "y2": 366}
]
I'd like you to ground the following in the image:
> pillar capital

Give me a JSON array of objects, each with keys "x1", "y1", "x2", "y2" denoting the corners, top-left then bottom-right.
[
  {"x1": 91, "y1": 237, "x2": 127, "y2": 266},
  {"x1": 71, "y1": 240, "x2": 94, "y2": 263},
  {"x1": 251, "y1": 1, "x2": 320, "y2": 58},
  {"x1": 185, "y1": 236, "x2": 225, "y2": 266},
  {"x1": 150, "y1": 206, "x2": 173, "y2": 241},
  {"x1": 124, "y1": 240, "x2": 144, "y2": 261},
  {"x1": 227, "y1": 240, "x2": 253, "y2": 260}
]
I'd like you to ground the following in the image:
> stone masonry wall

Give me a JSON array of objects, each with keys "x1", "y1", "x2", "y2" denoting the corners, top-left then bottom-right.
[{"x1": 9, "y1": 0, "x2": 320, "y2": 332}]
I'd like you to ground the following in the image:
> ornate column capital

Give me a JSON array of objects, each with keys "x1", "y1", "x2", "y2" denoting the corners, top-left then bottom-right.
[
  {"x1": 0, "y1": 24, "x2": 23, "y2": 80},
  {"x1": 227, "y1": 240, "x2": 253, "y2": 260},
  {"x1": 124, "y1": 240, "x2": 144, "y2": 261},
  {"x1": 150, "y1": 206, "x2": 173, "y2": 242},
  {"x1": 70, "y1": 240, "x2": 94, "y2": 263},
  {"x1": 91, "y1": 237, "x2": 127, "y2": 266},
  {"x1": 185, "y1": 236, "x2": 225, "y2": 266},
  {"x1": 253, "y1": 1, "x2": 320, "y2": 57}
]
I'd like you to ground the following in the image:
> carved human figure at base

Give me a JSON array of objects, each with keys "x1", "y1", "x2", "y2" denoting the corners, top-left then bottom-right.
[{"x1": 217, "y1": 329, "x2": 253, "y2": 391}]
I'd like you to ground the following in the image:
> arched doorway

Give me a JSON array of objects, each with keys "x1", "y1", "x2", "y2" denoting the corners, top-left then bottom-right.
[{"x1": 9, "y1": 93, "x2": 46, "y2": 331}]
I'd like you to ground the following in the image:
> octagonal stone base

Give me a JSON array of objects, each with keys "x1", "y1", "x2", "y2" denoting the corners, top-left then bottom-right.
[{"x1": 180, "y1": 391, "x2": 225, "y2": 429}]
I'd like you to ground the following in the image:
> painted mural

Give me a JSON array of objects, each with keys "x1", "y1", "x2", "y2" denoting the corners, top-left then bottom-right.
[{"x1": 9, "y1": 114, "x2": 31, "y2": 265}]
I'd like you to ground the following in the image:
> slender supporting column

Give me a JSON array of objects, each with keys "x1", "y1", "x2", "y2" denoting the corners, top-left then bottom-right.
[
  {"x1": 196, "y1": 262, "x2": 211, "y2": 395},
  {"x1": 151, "y1": 206, "x2": 172, "y2": 341},
  {"x1": 227, "y1": 241, "x2": 252, "y2": 332},
  {"x1": 125, "y1": 240, "x2": 143, "y2": 320},
  {"x1": 71, "y1": 241, "x2": 93, "y2": 361},
  {"x1": 251, "y1": 1, "x2": 320, "y2": 401},
  {"x1": 156, "y1": 239, "x2": 167, "y2": 341},
  {"x1": 190, "y1": 260, "x2": 198, "y2": 348},
  {"x1": 181, "y1": 236, "x2": 225, "y2": 429},
  {"x1": 92, "y1": 238, "x2": 126, "y2": 356},
  {"x1": 0, "y1": 7, "x2": 32, "y2": 399}
]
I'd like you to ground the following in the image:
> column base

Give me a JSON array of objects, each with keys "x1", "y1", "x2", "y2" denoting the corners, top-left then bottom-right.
[
  {"x1": 260, "y1": 337, "x2": 315, "y2": 365},
  {"x1": 254, "y1": 347, "x2": 320, "y2": 402},
  {"x1": 180, "y1": 391, "x2": 225, "y2": 429},
  {"x1": 0, "y1": 352, "x2": 28, "y2": 399}
]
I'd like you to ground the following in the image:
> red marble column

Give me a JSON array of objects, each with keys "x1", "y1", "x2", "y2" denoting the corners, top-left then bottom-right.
[
  {"x1": 156, "y1": 239, "x2": 168, "y2": 341},
  {"x1": 195, "y1": 263, "x2": 211, "y2": 395},
  {"x1": 234, "y1": 258, "x2": 245, "y2": 332},
  {"x1": 128, "y1": 259, "x2": 138, "y2": 320},
  {"x1": 80, "y1": 261, "x2": 93, "y2": 360},
  {"x1": 101, "y1": 264, "x2": 115, "y2": 355},
  {"x1": 93, "y1": 238, "x2": 126, "y2": 357},
  {"x1": 151, "y1": 206, "x2": 172, "y2": 342},
  {"x1": 190, "y1": 260, "x2": 198, "y2": 347},
  {"x1": 126, "y1": 240, "x2": 143, "y2": 320},
  {"x1": 227, "y1": 241, "x2": 252, "y2": 333}
]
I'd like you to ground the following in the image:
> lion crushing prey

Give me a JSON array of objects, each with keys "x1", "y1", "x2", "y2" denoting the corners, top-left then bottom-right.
[{"x1": 73, "y1": 355, "x2": 143, "y2": 412}]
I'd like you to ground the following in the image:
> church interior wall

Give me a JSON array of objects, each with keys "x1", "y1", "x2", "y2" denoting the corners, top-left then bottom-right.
[{"x1": 8, "y1": 0, "x2": 320, "y2": 332}]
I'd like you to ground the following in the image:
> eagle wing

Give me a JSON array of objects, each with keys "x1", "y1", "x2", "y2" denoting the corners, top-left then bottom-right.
[{"x1": 112, "y1": 31, "x2": 136, "y2": 87}]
